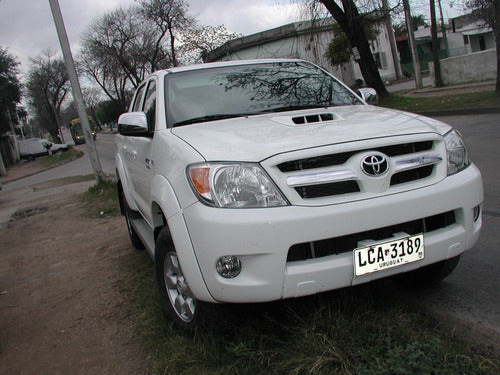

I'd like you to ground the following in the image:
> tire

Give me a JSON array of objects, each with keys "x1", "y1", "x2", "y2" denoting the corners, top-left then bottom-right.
[
  {"x1": 155, "y1": 226, "x2": 211, "y2": 333},
  {"x1": 122, "y1": 191, "x2": 144, "y2": 250},
  {"x1": 392, "y1": 255, "x2": 461, "y2": 289}
]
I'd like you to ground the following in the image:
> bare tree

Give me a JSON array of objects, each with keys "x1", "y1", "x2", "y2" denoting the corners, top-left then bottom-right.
[
  {"x1": 79, "y1": 1, "x2": 194, "y2": 111},
  {"x1": 181, "y1": 25, "x2": 241, "y2": 64},
  {"x1": 26, "y1": 52, "x2": 69, "y2": 143},
  {"x1": 138, "y1": 0, "x2": 193, "y2": 68}
]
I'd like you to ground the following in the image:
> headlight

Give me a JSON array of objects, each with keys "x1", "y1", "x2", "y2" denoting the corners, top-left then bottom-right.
[
  {"x1": 188, "y1": 163, "x2": 288, "y2": 208},
  {"x1": 444, "y1": 130, "x2": 470, "y2": 175}
]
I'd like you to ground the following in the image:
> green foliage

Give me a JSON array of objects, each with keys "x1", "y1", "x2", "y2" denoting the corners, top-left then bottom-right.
[
  {"x1": 38, "y1": 148, "x2": 83, "y2": 167},
  {"x1": 0, "y1": 47, "x2": 22, "y2": 134},
  {"x1": 325, "y1": 28, "x2": 352, "y2": 66},
  {"x1": 325, "y1": 22, "x2": 379, "y2": 67},
  {"x1": 394, "y1": 14, "x2": 429, "y2": 37},
  {"x1": 80, "y1": 179, "x2": 121, "y2": 218},
  {"x1": 121, "y1": 250, "x2": 500, "y2": 374},
  {"x1": 96, "y1": 100, "x2": 127, "y2": 125}
]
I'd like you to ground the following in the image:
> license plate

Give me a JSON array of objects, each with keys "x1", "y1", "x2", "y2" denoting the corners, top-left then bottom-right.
[{"x1": 354, "y1": 234, "x2": 424, "y2": 277}]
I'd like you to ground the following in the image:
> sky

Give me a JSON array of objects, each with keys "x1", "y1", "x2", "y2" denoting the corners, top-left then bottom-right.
[
  {"x1": 0, "y1": 0, "x2": 463, "y2": 79},
  {"x1": 0, "y1": 0, "x2": 303, "y2": 77}
]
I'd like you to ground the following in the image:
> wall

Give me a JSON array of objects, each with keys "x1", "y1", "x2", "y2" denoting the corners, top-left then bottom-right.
[{"x1": 430, "y1": 49, "x2": 496, "y2": 86}]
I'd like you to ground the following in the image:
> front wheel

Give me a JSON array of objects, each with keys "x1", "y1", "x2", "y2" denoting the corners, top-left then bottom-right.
[
  {"x1": 155, "y1": 226, "x2": 212, "y2": 333},
  {"x1": 392, "y1": 255, "x2": 461, "y2": 289}
]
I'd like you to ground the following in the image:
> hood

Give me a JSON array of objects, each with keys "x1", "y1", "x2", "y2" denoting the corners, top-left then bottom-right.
[{"x1": 171, "y1": 105, "x2": 452, "y2": 162}]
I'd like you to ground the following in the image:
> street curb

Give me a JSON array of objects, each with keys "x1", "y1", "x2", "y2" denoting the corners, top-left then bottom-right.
[
  {"x1": 416, "y1": 106, "x2": 500, "y2": 117},
  {"x1": 3, "y1": 151, "x2": 84, "y2": 185}
]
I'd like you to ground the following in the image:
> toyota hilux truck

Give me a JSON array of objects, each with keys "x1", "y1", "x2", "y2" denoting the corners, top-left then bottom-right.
[{"x1": 115, "y1": 59, "x2": 483, "y2": 331}]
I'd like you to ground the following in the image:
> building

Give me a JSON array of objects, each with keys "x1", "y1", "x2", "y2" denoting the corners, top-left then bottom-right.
[
  {"x1": 205, "y1": 18, "x2": 398, "y2": 87},
  {"x1": 396, "y1": 11, "x2": 495, "y2": 75}
]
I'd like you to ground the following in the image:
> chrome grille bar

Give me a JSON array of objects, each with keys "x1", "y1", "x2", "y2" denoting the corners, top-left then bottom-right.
[
  {"x1": 394, "y1": 153, "x2": 442, "y2": 173},
  {"x1": 287, "y1": 169, "x2": 357, "y2": 187}
]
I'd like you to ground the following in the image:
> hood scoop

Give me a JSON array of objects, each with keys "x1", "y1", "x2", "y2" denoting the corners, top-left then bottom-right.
[{"x1": 273, "y1": 112, "x2": 340, "y2": 127}]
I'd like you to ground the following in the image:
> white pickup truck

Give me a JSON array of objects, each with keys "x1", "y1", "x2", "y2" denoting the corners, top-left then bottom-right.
[{"x1": 116, "y1": 59, "x2": 483, "y2": 331}]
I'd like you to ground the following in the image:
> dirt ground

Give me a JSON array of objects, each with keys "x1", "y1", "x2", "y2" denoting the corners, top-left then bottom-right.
[{"x1": 0, "y1": 180, "x2": 148, "y2": 374}]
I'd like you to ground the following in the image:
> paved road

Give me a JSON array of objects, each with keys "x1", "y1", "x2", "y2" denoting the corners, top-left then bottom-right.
[
  {"x1": 3, "y1": 133, "x2": 116, "y2": 191},
  {"x1": 403, "y1": 113, "x2": 500, "y2": 337}
]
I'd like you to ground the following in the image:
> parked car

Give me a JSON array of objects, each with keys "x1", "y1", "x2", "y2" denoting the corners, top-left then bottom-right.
[
  {"x1": 116, "y1": 59, "x2": 483, "y2": 331},
  {"x1": 18, "y1": 138, "x2": 69, "y2": 160}
]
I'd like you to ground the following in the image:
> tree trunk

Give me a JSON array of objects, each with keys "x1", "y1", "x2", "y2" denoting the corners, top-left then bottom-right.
[
  {"x1": 495, "y1": 0, "x2": 500, "y2": 96},
  {"x1": 320, "y1": 0, "x2": 389, "y2": 97},
  {"x1": 496, "y1": 36, "x2": 500, "y2": 96},
  {"x1": 48, "y1": 129, "x2": 63, "y2": 144}
]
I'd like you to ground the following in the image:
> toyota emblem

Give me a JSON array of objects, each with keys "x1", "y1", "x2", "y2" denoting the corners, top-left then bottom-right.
[{"x1": 361, "y1": 154, "x2": 389, "y2": 176}]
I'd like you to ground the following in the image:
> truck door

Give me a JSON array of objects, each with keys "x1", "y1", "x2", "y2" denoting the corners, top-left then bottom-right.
[{"x1": 130, "y1": 79, "x2": 157, "y2": 223}]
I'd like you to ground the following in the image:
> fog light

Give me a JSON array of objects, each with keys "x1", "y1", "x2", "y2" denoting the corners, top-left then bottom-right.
[
  {"x1": 216, "y1": 256, "x2": 242, "y2": 278},
  {"x1": 473, "y1": 205, "x2": 481, "y2": 222}
]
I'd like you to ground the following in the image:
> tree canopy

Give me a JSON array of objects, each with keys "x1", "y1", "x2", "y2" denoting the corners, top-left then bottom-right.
[
  {"x1": 78, "y1": 0, "x2": 236, "y2": 114},
  {"x1": 26, "y1": 53, "x2": 69, "y2": 143},
  {"x1": 0, "y1": 47, "x2": 22, "y2": 135}
]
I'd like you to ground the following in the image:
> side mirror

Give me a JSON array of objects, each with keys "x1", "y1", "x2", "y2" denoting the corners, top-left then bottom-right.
[
  {"x1": 356, "y1": 88, "x2": 379, "y2": 105},
  {"x1": 118, "y1": 112, "x2": 150, "y2": 136}
]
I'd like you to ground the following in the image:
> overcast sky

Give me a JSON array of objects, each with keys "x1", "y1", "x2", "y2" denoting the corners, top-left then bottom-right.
[
  {"x1": 0, "y1": 0, "x2": 463, "y2": 78},
  {"x1": 0, "y1": 0, "x2": 302, "y2": 77}
]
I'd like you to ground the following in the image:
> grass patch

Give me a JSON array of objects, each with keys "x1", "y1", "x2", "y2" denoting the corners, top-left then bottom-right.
[
  {"x1": 31, "y1": 174, "x2": 94, "y2": 191},
  {"x1": 380, "y1": 90, "x2": 500, "y2": 112},
  {"x1": 122, "y1": 250, "x2": 499, "y2": 375},
  {"x1": 38, "y1": 148, "x2": 83, "y2": 167},
  {"x1": 80, "y1": 178, "x2": 120, "y2": 218}
]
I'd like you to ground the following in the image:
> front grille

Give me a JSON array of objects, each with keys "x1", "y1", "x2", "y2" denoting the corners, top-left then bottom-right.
[
  {"x1": 294, "y1": 181, "x2": 360, "y2": 198},
  {"x1": 390, "y1": 165, "x2": 434, "y2": 186},
  {"x1": 286, "y1": 210, "x2": 456, "y2": 262},
  {"x1": 278, "y1": 141, "x2": 433, "y2": 173}
]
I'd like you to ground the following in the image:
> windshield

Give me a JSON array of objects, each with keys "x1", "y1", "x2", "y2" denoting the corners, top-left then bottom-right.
[{"x1": 165, "y1": 62, "x2": 361, "y2": 127}]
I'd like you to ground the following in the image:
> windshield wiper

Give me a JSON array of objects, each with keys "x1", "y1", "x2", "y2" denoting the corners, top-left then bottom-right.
[
  {"x1": 256, "y1": 104, "x2": 330, "y2": 114},
  {"x1": 173, "y1": 113, "x2": 248, "y2": 127}
]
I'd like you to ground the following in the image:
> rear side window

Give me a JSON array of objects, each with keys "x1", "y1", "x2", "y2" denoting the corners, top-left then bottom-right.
[
  {"x1": 143, "y1": 81, "x2": 157, "y2": 132},
  {"x1": 132, "y1": 84, "x2": 147, "y2": 112}
]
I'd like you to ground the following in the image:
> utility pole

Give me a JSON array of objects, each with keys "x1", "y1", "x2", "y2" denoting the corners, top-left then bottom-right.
[
  {"x1": 431, "y1": 0, "x2": 443, "y2": 87},
  {"x1": 403, "y1": 0, "x2": 423, "y2": 89},
  {"x1": 382, "y1": 0, "x2": 403, "y2": 80},
  {"x1": 48, "y1": 0, "x2": 104, "y2": 183},
  {"x1": 438, "y1": 0, "x2": 450, "y2": 57}
]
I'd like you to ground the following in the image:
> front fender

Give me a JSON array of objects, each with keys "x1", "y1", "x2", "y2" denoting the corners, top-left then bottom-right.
[{"x1": 151, "y1": 175, "x2": 215, "y2": 303}]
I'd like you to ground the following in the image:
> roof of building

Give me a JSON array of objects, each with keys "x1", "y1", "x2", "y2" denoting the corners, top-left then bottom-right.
[{"x1": 204, "y1": 18, "x2": 334, "y2": 63}]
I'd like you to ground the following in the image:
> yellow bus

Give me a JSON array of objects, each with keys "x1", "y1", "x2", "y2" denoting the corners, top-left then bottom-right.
[{"x1": 69, "y1": 117, "x2": 96, "y2": 144}]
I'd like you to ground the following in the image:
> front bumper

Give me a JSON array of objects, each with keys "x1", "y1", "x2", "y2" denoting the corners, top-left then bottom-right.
[{"x1": 181, "y1": 164, "x2": 483, "y2": 303}]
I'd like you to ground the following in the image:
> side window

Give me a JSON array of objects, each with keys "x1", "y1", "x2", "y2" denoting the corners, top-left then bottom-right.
[
  {"x1": 143, "y1": 80, "x2": 157, "y2": 132},
  {"x1": 132, "y1": 84, "x2": 147, "y2": 112}
]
